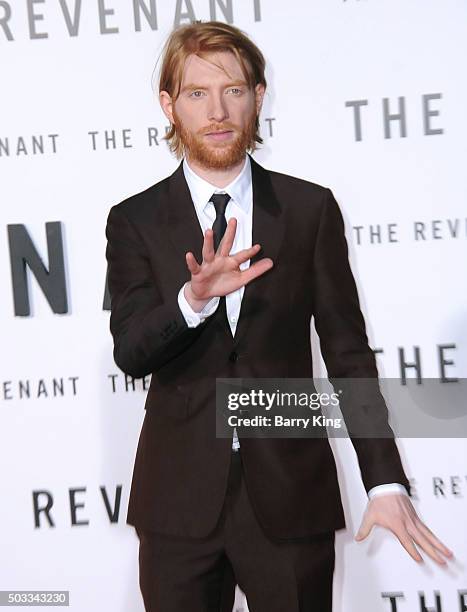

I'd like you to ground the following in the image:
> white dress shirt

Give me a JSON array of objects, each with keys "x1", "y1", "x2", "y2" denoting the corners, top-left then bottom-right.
[{"x1": 176, "y1": 154, "x2": 408, "y2": 500}]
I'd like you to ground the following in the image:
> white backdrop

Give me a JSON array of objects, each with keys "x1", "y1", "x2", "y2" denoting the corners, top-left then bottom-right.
[{"x1": 1, "y1": 1, "x2": 466, "y2": 610}]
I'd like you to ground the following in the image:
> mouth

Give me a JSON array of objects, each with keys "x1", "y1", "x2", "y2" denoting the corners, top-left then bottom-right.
[{"x1": 205, "y1": 130, "x2": 234, "y2": 141}]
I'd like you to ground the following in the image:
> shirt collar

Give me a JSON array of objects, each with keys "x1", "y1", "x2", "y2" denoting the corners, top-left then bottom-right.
[{"x1": 182, "y1": 153, "x2": 252, "y2": 215}]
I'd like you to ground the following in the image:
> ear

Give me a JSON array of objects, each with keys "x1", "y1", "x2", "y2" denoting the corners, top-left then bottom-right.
[
  {"x1": 159, "y1": 90, "x2": 174, "y2": 124},
  {"x1": 254, "y1": 83, "x2": 265, "y2": 115}
]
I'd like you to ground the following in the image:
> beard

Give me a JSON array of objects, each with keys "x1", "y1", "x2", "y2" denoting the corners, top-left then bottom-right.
[{"x1": 172, "y1": 105, "x2": 257, "y2": 170}]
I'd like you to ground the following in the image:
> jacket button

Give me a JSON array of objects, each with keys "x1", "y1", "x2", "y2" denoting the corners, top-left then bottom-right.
[{"x1": 229, "y1": 351, "x2": 238, "y2": 362}]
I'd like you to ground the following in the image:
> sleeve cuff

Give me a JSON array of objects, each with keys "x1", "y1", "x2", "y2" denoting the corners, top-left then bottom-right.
[
  {"x1": 368, "y1": 483, "x2": 409, "y2": 500},
  {"x1": 177, "y1": 282, "x2": 220, "y2": 328}
]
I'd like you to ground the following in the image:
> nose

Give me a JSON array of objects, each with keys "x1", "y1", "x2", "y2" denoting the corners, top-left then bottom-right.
[{"x1": 207, "y1": 93, "x2": 229, "y2": 124}]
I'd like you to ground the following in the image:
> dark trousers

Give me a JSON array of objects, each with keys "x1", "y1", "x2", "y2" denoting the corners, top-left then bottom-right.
[{"x1": 136, "y1": 450, "x2": 336, "y2": 611}]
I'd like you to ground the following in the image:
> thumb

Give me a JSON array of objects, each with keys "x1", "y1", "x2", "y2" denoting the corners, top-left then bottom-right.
[{"x1": 355, "y1": 514, "x2": 374, "y2": 542}]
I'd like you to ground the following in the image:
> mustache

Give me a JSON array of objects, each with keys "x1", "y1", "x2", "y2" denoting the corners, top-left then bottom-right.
[{"x1": 201, "y1": 125, "x2": 236, "y2": 135}]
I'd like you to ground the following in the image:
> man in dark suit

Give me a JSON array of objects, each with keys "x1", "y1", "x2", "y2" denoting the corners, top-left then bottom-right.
[{"x1": 105, "y1": 20, "x2": 453, "y2": 612}]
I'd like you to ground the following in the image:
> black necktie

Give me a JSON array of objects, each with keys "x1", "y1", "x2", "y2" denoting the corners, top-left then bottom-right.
[
  {"x1": 210, "y1": 192, "x2": 231, "y2": 251},
  {"x1": 209, "y1": 192, "x2": 231, "y2": 323}
]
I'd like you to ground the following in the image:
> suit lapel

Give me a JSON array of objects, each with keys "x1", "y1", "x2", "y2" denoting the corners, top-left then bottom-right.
[
  {"x1": 167, "y1": 154, "x2": 284, "y2": 344},
  {"x1": 232, "y1": 154, "x2": 284, "y2": 345},
  {"x1": 167, "y1": 159, "x2": 205, "y2": 268}
]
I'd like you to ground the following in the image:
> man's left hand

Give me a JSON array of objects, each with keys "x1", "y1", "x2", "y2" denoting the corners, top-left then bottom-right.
[{"x1": 355, "y1": 494, "x2": 454, "y2": 565}]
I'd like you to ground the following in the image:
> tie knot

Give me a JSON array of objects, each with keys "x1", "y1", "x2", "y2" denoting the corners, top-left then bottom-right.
[{"x1": 210, "y1": 192, "x2": 231, "y2": 215}]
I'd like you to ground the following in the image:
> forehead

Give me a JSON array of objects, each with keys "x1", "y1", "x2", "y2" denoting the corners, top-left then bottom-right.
[{"x1": 180, "y1": 51, "x2": 245, "y2": 84}]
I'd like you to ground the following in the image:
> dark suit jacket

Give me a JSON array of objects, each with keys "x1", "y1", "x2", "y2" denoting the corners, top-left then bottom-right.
[{"x1": 105, "y1": 153, "x2": 410, "y2": 540}]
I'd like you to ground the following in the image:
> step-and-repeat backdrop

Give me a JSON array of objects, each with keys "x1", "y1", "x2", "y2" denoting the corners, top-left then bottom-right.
[{"x1": 1, "y1": 1, "x2": 466, "y2": 610}]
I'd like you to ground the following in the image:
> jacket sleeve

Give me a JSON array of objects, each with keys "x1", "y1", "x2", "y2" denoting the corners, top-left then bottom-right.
[
  {"x1": 311, "y1": 187, "x2": 410, "y2": 495},
  {"x1": 105, "y1": 203, "x2": 203, "y2": 379}
]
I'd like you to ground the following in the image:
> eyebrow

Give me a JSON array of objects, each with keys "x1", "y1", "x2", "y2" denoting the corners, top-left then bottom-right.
[{"x1": 180, "y1": 80, "x2": 248, "y2": 94}]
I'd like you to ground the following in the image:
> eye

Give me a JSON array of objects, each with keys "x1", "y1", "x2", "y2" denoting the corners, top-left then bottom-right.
[
  {"x1": 190, "y1": 90, "x2": 205, "y2": 98},
  {"x1": 229, "y1": 88, "x2": 243, "y2": 95}
]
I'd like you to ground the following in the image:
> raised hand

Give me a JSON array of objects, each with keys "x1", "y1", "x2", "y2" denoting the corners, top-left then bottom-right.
[
  {"x1": 355, "y1": 493, "x2": 454, "y2": 565},
  {"x1": 184, "y1": 217, "x2": 274, "y2": 311}
]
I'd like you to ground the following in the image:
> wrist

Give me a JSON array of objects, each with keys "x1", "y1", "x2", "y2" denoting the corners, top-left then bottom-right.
[{"x1": 184, "y1": 282, "x2": 211, "y2": 313}]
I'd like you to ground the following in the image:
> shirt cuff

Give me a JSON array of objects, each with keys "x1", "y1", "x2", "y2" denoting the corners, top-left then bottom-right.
[
  {"x1": 368, "y1": 483, "x2": 409, "y2": 500},
  {"x1": 177, "y1": 282, "x2": 220, "y2": 328}
]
